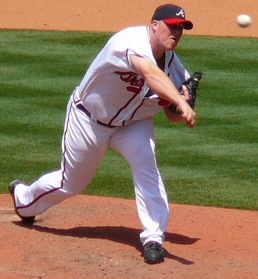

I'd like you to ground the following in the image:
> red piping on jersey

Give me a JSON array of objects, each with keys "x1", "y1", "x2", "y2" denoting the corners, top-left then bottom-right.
[
  {"x1": 166, "y1": 51, "x2": 174, "y2": 77},
  {"x1": 108, "y1": 93, "x2": 139, "y2": 125},
  {"x1": 129, "y1": 99, "x2": 145, "y2": 120},
  {"x1": 168, "y1": 51, "x2": 174, "y2": 68}
]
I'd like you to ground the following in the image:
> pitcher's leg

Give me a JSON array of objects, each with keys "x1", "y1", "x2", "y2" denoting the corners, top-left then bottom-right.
[
  {"x1": 14, "y1": 170, "x2": 66, "y2": 216},
  {"x1": 14, "y1": 98, "x2": 111, "y2": 217},
  {"x1": 109, "y1": 118, "x2": 169, "y2": 245}
]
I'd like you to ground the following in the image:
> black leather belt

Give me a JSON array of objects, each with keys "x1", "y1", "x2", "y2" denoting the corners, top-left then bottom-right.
[{"x1": 76, "y1": 104, "x2": 116, "y2": 128}]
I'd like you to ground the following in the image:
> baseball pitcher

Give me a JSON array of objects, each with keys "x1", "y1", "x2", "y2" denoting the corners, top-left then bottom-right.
[{"x1": 9, "y1": 4, "x2": 202, "y2": 264}]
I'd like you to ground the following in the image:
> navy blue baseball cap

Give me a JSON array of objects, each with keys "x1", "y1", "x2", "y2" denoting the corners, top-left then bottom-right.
[{"x1": 151, "y1": 4, "x2": 193, "y2": 30}]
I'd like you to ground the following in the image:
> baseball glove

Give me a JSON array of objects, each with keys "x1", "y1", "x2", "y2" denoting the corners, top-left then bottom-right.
[{"x1": 169, "y1": 71, "x2": 203, "y2": 113}]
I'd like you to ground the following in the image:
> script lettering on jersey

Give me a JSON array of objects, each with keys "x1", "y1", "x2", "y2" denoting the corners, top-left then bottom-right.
[{"x1": 115, "y1": 71, "x2": 145, "y2": 94}]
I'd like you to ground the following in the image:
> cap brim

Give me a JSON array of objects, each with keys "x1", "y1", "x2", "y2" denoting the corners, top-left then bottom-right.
[{"x1": 163, "y1": 18, "x2": 193, "y2": 30}]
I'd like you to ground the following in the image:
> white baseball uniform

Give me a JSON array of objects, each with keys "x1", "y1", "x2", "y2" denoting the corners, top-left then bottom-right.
[{"x1": 13, "y1": 26, "x2": 190, "y2": 245}]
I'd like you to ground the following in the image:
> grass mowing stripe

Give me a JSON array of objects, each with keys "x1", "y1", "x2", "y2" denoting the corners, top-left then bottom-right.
[{"x1": 0, "y1": 30, "x2": 257, "y2": 210}]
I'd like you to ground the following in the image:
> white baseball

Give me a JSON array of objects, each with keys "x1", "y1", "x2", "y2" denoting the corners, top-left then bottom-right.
[{"x1": 237, "y1": 14, "x2": 252, "y2": 28}]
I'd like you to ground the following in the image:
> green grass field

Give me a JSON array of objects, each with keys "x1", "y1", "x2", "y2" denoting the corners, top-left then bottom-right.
[{"x1": 0, "y1": 30, "x2": 257, "y2": 210}]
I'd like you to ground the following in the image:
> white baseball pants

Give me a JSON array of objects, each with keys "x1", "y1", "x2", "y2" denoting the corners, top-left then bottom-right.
[{"x1": 14, "y1": 95, "x2": 169, "y2": 245}]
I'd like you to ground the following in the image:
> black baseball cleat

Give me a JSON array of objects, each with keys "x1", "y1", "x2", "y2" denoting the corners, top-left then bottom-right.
[
  {"x1": 8, "y1": 180, "x2": 35, "y2": 225},
  {"x1": 143, "y1": 241, "x2": 165, "y2": 264}
]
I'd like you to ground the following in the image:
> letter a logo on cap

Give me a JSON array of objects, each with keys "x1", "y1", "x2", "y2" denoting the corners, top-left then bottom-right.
[{"x1": 176, "y1": 9, "x2": 185, "y2": 18}]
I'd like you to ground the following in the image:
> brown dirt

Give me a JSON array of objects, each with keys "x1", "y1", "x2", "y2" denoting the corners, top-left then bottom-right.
[
  {"x1": 1, "y1": 195, "x2": 258, "y2": 279},
  {"x1": 0, "y1": 0, "x2": 258, "y2": 37},
  {"x1": 1, "y1": 1, "x2": 258, "y2": 278}
]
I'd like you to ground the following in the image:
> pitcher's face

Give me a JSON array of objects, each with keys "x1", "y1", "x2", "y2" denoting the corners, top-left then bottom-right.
[{"x1": 151, "y1": 20, "x2": 183, "y2": 52}]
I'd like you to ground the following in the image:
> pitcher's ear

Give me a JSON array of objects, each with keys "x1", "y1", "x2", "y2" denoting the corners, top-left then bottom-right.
[{"x1": 151, "y1": 20, "x2": 159, "y2": 31}]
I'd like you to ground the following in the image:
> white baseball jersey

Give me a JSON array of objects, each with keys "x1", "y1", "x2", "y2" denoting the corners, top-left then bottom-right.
[{"x1": 75, "y1": 26, "x2": 190, "y2": 126}]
